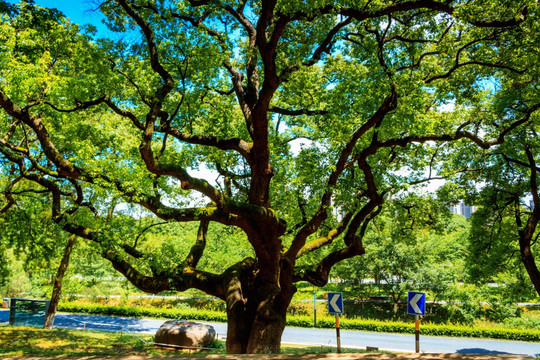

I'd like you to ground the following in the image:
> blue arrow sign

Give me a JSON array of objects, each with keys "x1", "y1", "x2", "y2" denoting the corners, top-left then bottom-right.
[
  {"x1": 407, "y1": 291, "x2": 426, "y2": 316},
  {"x1": 327, "y1": 292, "x2": 344, "y2": 314}
]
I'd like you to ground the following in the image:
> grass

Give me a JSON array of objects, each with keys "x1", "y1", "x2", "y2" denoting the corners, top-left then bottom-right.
[
  {"x1": 0, "y1": 325, "x2": 171, "y2": 357},
  {"x1": 0, "y1": 325, "x2": 383, "y2": 357}
]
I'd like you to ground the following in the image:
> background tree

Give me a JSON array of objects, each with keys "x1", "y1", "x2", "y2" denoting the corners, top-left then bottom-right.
[
  {"x1": 0, "y1": 173, "x2": 80, "y2": 327},
  {"x1": 336, "y1": 194, "x2": 468, "y2": 314},
  {"x1": 439, "y1": 6, "x2": 540, "y2": 295},
  {"x1": 0, "y1": 0, "x2": 537, "y2": 353}
]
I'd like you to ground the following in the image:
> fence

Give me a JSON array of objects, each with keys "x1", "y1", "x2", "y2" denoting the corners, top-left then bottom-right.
[{"x1": 7, "y1": 298, "x2": 50, "y2": 327}]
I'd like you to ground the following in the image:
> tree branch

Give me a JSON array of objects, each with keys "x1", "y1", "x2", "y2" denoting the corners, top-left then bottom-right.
[
  {"x1": 117, "y1": 0, "x2": 174, "y2": 90},
  {"x1": 185, "y1": 219, "x2": 209, "y2": 268},
  {"x1": 296, "y1": 212, "x2": 354, "y2": 258},
  {"x1": 0, "y1": 88, "x2": 83, "y2": 179},
  {"x1": 160, "y1": 124, "x2": 252, "y2": 161},
  {"x1": 268, "y1": 106, "x2": 328, "y2": 116},
  {"x1": 286, "y1": 84, "x2": 398, "y2": 260}
]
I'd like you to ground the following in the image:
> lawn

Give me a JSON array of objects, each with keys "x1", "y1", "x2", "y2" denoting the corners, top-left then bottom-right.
[
  {"x1": 0, "y1": 325, "x2": 174, "y2": 357},
  {"x1": 0, "y1": 325, "x2": 380, "y2": 357}
]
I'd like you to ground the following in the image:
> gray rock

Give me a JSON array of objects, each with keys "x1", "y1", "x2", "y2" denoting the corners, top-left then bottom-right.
[{"x1": 155, "y1": 320, "x2": 216, "y2": 348}]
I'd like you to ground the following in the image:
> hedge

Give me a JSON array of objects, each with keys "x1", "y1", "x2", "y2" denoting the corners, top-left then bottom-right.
[
  {"x1": 58, "y1": 302, "x2": 227, "y2": 323},
  {"x1": 288, "y1": 315, "x2": 540, "y2": 342},
  {"x1": 58, "y1": 302, "x2": 540, "y2": 342}
]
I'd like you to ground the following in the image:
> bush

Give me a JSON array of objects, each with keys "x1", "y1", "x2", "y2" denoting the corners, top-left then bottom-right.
[
  {"x1": 485, "y1": 303, "x2": 522, "y2": 323},
  {"x1": 502, "y1": 315, "x2": 540, "y2": 330},
  {"x1": 58, "y1": 302, "x2": 227, "y2": 323}
]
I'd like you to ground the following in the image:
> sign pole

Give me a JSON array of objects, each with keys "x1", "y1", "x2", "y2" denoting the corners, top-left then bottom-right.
[
  {"x1": 335, "y1": 314, "x2": 341, "y2": 353},
  {"x1": 407, "y1": 291, "x2": 425, "y2": 354},
  {"x1": 327, "y1": 291, "x2": 344, "y2": 353},
  {"x1": 415, "y1": 315, "x2": 420, "y2": 353},
  {"x1": 313, "y1": 291, "x2": 317, "y2": 327}
]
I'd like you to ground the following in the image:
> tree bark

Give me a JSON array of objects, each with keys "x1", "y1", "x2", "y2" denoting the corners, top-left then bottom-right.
[
  {"x1": 225, "y1": 280, "x2": 288, "y2": 354},
  {"x1": 519, "y1": 209, "x2": 540, "y2": 295},
  {"x1": 222, "y1": 228, "x2": 292, "y2": 354},
  {"x1": 518, "y1": 146, "x2": 540, "y2": 296},
  {"x1": 520, "y1": 236, "x2": 540, "y2": 296},
  {"x1": 246, "y1": 305, "x2": 286, "y2": 353},
  {"x1": 44, "y1": 235, "x2": 76, "y2": 329}
]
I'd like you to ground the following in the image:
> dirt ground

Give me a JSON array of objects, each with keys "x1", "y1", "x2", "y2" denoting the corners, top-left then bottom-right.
[{"x1": 1, "y1": 353, "x2": 536, "y2": 360}]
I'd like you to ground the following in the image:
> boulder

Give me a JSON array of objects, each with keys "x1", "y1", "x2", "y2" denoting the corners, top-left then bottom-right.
[{"x1": 155, "y1": 320, "x2": 216, "y2": 348}]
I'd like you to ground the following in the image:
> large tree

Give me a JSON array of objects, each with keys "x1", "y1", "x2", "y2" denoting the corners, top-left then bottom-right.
[
  {"x1": 0, "y1": 0, "x2": 536, "y2": 353},
  {"x1": 448, "y1": 105, "x2": 540, "y2": 296}
]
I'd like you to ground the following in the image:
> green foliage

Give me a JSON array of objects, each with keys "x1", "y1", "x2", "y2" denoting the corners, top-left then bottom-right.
[
  {"x1": 463, "y1": 199, "x2": 538, "y2": 301},
  {"x1": 0, "y1": 249, "x2": 32, "y2": 297},
  {"x1": 503, "y1": 311, "x2": 540, "y2": 330},
  {"x1": 208, "y1": 338, "x2": 225, "y2": 349},
  {"x1": 333, "y1": 195, "x2": 469, "y2": 307},
  {"x1": 0, "y1": 244, "x2": 8, "y2": 287}
]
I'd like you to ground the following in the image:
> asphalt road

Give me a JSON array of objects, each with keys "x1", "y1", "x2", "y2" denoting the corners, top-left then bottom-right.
[{"x1": 1, "y1": 309, "x2": 539, "y2": 356}]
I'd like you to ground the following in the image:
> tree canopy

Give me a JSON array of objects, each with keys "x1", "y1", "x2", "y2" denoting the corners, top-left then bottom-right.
[{"x1": 1, "y1": 0, "x2": 538, "y2": 353}]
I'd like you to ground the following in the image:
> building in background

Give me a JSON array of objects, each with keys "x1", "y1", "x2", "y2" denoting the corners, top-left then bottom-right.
[{"x1": 450, "y1": 200, "x2": 476, "y2": 218}]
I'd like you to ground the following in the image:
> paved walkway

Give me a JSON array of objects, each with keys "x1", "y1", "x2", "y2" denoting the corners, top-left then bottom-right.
[{"x1": 1, "y1": 354, "x2": 535, "y2": 360}]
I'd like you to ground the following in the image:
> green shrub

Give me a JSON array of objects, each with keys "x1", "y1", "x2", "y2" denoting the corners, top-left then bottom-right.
[
  {"x1": 503, "y1": 315, "x2": 540, "y2": 330},
  {"x1": 58, "y1": 302, "x2": 227, "y2": 323},
  {"x1": 208, "y1": 339, "x2": 225, "y2": 349},
  {"x1": 485, "y1": 303, "x2": 522, "y2": 323}
]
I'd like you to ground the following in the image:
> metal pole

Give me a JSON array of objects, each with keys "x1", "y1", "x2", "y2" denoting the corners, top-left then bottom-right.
[
  {"x1": 335, "y1": 315, "x2": 341, "y2": 353},
  {"x1": 415, "y1": 315, "x2": 420, "y2": 353},
  {"x1": 8, "y1": 299, "x2": 15, "y2": 326},
  {"x1": 313, "y1": 292, "x2": 317, "y2": 327}
]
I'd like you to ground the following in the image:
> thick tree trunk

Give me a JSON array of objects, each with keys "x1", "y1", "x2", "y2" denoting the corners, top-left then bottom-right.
[
  {"x1": 246, "y1": 309, "x2": 286, "y2": 353},
  {"x1": 223, "y1": 237, "x2": 292, "y2": 354},
  {"x1": 44, "y1": 235, "x2": 76, "y2": 329},
  {"x1": 225, "y1": 290, "x2": 288, "y2": 354},
  {"x1": 225, "y1": 278, "x2": 254, "y2": 354}
]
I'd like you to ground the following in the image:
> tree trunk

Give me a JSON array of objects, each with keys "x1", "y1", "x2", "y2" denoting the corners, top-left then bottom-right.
[
  {"x1": 246, "y1": 310, "x2": 286, "y2": 353},
  {"x1": 521, "y1": 146, "x2": 540, "y2": 296},
  {"x1": 44, "y1": 235, "x2": 76, "y2": 329},
  {"x1": 519, "y1": 233, "x2": 540, "y2": 296},
  {"x1": 223, "y1": 253, "x2": 291, "y2": 354},
  {"x1": 225, "y1": 289, "x2": 288, "y2": 354},
  {"x1": 518, "y1": 196, "x2": 540, "y2": 296}
]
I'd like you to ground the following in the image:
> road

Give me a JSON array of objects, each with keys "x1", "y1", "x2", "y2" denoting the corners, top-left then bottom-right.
[{"x1": 1, "y1": 309, "x2": 539, "y2": 356}]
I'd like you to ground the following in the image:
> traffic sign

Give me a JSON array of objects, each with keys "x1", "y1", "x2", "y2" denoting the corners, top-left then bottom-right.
[
  {"x1": 407, "y1": 291, "x2": 425, "y2": 316},
  {"x1": 327, "y1": 292, "x2": 344, "y2": 314}
]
